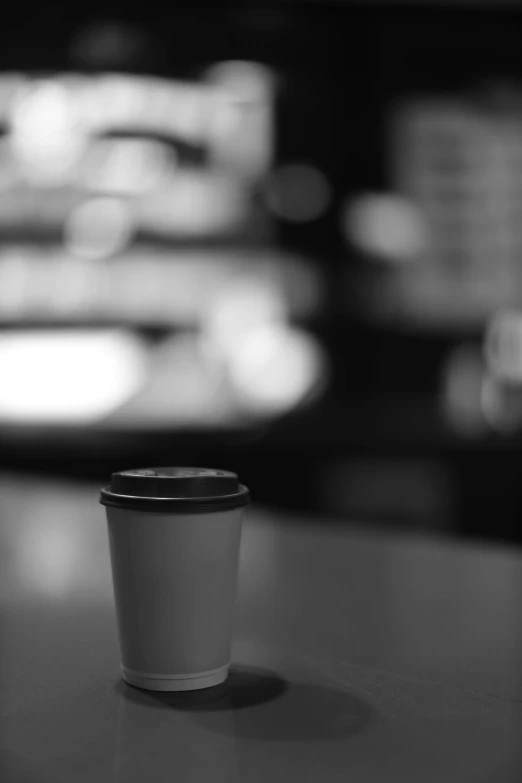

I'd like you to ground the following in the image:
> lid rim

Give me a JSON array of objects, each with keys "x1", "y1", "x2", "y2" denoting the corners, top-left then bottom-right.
[{"x1": 99, "y1": 485, "x2": 250, "y2": 512}]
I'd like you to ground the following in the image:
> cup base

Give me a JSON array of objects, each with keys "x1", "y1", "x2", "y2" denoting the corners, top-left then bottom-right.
[{"x1": 121, "y1": 663, "x2": 230, "y2": 691}]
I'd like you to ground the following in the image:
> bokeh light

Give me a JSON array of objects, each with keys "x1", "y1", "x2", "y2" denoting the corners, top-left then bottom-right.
[
  {"x1": 343, "y1": 194, "x2": 427, "y2": 262},
  {"x1": 484, "y1": 309, "x2": 522, "y2": 383},
  {"x1": 64, "y1": 197, "x2": 134, "y2": 259},
  {"x1": 137, "y1": 171, "x2": 245, "y2": 237},
  {"x1": 263, "y1": 163, "x2": 331, "y2": 222},
  {"x1": 107, "y1": 332, "x2": 234, "y2": 427},
  {"x1": 10, "y1": 80, "x2": 87, "y2": 186},
  {"x1": 78, "y1": 138, "x2": 174, "y2": 194},
  {"x1": 0, "y1": 330, "x2": 147, "y2": 423},
  {"x1": 441, "y1": 344, "x2": 487, "y2": 437},
  {"x1": 228, "y1": 323, "x2": 327, "y2": 414},
  {"x1": 480, "y1": 374, "x2": 522, "y2": 434},
  {"x1": 205, "y1": 60, "x2": 273, "y2": 105},
  {"x1": 201, "y1": 276, "x2": 288, "y2": 358}
]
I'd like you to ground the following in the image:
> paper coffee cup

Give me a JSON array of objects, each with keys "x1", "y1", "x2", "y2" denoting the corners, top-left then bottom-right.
[{"x1": 100, "y1": 467, "x2": 249, "y2": 691}]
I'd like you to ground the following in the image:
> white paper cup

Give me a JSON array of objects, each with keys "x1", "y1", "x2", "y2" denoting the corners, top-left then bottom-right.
[{"x1": 100, "y1": 467, "x2": 249, "y2": 691}]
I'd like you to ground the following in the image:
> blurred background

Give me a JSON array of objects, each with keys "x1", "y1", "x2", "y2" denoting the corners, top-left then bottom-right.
[{"x1": 1, "y1": 0, "x2": 522, "y2": 545}]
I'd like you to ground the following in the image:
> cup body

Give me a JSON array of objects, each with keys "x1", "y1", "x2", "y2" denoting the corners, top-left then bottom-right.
[{"x1": 105, "y1": 505, "x2": 244, "y2": 691}]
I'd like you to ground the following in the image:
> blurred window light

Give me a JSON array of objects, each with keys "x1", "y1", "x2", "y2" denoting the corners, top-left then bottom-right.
[
  {"x1": 78, "y1": 138, "x2": 174, "y2": 194},
  {"x1": 83, "y1": 76, "x2": 214, "y2": 145},
  {"x1": 201, "y1": 276, "x2": 288, "y2": 359},
  {"x1": 0, "y1": 245, "x2": 318, "y2": 328},
  {"x1": 484, "y1": 310, "x2": 522, "y2": 383},
  {"x1": 0, "y1": 330, "x2": 147, "y2": 423},
  {"x1": 392, "y1": 98, "x2": 522, "y2": 273},
  {"x1": 2, "y1": 72, "x2": 271, "y2": 175},
  {"x1": 64, "y1": 197, "x2": 134, "y2": 260},
  {"x1": 228, "y1": 323, "x2": 327, "y2": 414},
  {"x1": 10, "y1": 80, "x2": 88, "y2": 186},
  {"x1": 263, "y1": 163, "x2": 331, "y2": 223},
  {"x1": 101, "y1": 253, "x2": 226, "y2": 325},
  {"x1": 344, "y1": 194, "x2": 427, "y2": 262},
  {"x1": 0, "y1": 247, "x2": 103, "y2": 320}
]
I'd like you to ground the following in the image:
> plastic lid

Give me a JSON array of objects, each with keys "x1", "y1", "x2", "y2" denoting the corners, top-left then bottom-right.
[{"x1": 100, "y1": 467, "x2": 250, "y2": 513}]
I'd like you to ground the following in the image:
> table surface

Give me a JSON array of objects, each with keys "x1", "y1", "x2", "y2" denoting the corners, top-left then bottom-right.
[{"x1": 1, "y1": 471, "x2": 522, "y2": 783}]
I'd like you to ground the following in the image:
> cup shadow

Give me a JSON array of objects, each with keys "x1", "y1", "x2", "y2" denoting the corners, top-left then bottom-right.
[{"x1": 116, "y1": 662, "x2": 376, "y2": 742}]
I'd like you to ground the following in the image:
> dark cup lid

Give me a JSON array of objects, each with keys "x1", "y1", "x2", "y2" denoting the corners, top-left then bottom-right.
[{"x1": 100, "y1": 467, "x2": 249, "y2": 513}]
